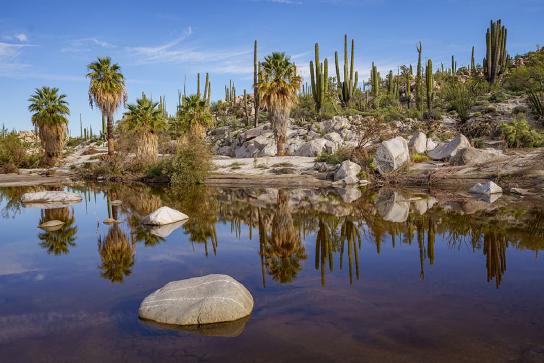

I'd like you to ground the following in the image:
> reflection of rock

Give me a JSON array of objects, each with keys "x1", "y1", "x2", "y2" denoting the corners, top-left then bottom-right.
[
  {"x1": 142, "y1": 316, "x2": 250, "y2": 337},
  {"x1": 138, "y1": 274, "x2": 254, "y2": 326},
  {"x1": 412, "y1": 197, "x2": 437, "y2": 215},
  {"x1": 22, "y1": 191, "x2": 82, "y2": 209},
  {"x1": 376, "y1": 191, "x2": 410, "y2": 223},
  {"x1": 38, "y1": 220, "x2": 64, "y2": 231},
  {"x1": 149, "y1": 220, "x2": 187, "y2": 238},
  {"x1": 142, "y1": 207, "x2": 189, "y2": 225},
  {"x1": 336, "y1": 186, "x2": 362, "y2": 203}
]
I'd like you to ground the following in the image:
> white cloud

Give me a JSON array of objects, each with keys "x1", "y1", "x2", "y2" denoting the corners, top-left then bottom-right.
[
  {"x1": 61, "y1": 37, "x2": 116, "y2": 53},
  {"x1": 14, "y1": 33, "x2": 28, "y2": 42},
  {"x1": 0, "y1": 42, "x2": 32, "y2": 74}
]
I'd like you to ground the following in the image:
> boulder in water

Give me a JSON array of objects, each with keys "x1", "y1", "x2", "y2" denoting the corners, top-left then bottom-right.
[{"x1": 142, "y1": 207, "x2": 189, "y2": 226}]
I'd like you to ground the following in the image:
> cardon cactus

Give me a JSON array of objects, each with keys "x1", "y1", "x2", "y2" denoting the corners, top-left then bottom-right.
[
  {"x1": 335, "y1": 34, "x2": 358, "y2": 107},
  {"x1": 309, "y1": 42, "x2": 329, "y2": 114},
  {"x1": 426, "y1": 59, "x2": 434, "y2": 113},
  {"x1": 484, "y1": 19, "x2": 508, "y2": 84}
]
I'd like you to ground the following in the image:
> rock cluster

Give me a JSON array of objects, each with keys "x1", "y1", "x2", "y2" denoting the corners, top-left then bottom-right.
[{"x1": 210, "y1": 116, "x2": 366, "y2": 158}]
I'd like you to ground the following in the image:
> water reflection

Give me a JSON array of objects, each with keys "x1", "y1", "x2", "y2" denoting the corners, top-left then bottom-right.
[
  {"x1": 38, "y1": 207, "x2": 78, "y2": 255},
  {"x1": 1, "y1": 183, "x2": 543, "y2": 288}
]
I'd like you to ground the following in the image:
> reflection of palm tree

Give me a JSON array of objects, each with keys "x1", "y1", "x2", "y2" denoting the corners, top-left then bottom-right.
[
  {"x1": 263, "y1": 190, "x2": 307, "y2": 283},
  {"x1": 340, "y1": 218, "x2": 361, "y2": 285},
  {"x1": 38, "y1": 207, "x2": 77, "y2": 255},
  {"x1": 98, "y1": 225, "x2": 135, "y2": 283},
  {"x1": 483, "y1": 231, "x2": 507, "y2": 288}
]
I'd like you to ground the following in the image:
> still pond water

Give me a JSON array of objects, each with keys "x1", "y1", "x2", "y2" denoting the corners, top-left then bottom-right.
[{"x1": 0, "y1": 184, "x2": 543, "y2": 362}]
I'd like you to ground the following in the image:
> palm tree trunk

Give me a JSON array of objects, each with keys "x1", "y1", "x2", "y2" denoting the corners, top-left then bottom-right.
[
  {"x1": 271, "y1": 107, "x2": 289, "y2": 156},
  {"x1": 107, "y1": 112, "x2": 115, "y2": 155}
]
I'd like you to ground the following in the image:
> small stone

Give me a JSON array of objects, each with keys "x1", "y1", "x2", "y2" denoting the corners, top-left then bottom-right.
[
  {"x1": 510, "y1": 187, "x2": 530, "y2": 196},
  {"x1": 469, "y1": 181, "x2": 503, "y2": 195},
  {"x1": 39, "y1": 220, "x2": 64, "y2": 231},
  {"x1": 111, "y1": 200, "x2": 123, "y2": 206},
  {"x1": 408, "y1": 132, "x2": 427, "y2": 154}
]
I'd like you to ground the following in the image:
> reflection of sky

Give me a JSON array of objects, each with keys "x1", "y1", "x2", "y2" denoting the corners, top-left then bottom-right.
[{"x1": 0, "y1": 187, "x2": 543, "y2": 361}]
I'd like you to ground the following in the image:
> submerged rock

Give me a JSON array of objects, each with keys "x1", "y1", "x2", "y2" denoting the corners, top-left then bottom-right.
[
  {"x1": 427, "y1": 134, "x2": 470, "y2": 160},
  {"x1": 138, "y1": 274, "x2": 254, "y2": 326},
  {"x1": 375, "y1": 137, "x2": 410, "y2": 174},
  {"x1": 469, "y1": 181, "x2": 503, "y2": 195},
  {"x1": 142, "y1": 207, "x2": 189, "y2": 226}
]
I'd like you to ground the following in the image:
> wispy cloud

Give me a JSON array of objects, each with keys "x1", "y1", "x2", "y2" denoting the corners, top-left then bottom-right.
[
  {"x1": 61, "y1": 37, "x2": 116, "y2": 53},
  {"x1": 0, "y1": 41, "x2": 32, "y2": 74},
  {"x1": 126, "y1": 27, "x2": 252, "y2": 75},
  {"x1": 14, "y1": 33, "x2": 28, "y2": 42}
]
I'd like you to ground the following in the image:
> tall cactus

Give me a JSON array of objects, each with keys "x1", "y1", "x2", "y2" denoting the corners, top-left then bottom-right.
[
  {"x1": 426, "y1": 59, "x2": 434, "y2": 113},
  {"x1": 471, "y1": 46, "x2": 476, "y2": 74},
  {"x1": 253, "y1": 40, "x2": 260, "y2": 127},
  {"x1": 335, "y1": 34, "x2": 358, "y2": 107},
  {"x1": 415, "y1": 42, "x2": 423, "y2": 112},
  {"x1": 197, "y1": 73, "x2": 201, "y2": 99},
  {"x1": 370, "y1": 62, "x2": 380, "y2": 98},
  {"x1": 387, "y1": 70, "x2": 394, "y2": 96},
  {"x1": 484, "y1": 19, "x2": 508, "y2": 84},
  {"x1": 309, "y1": 42, "x2": 329, "y2": 114},
  {"x1": 406, "y1": 65, "x2": 412, "y2": 107},
  {"x1": 451, "y1": 55, "x2": 457, "y2": 76}
]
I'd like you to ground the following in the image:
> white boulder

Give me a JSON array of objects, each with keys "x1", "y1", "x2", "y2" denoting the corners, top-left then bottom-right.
[
  {"x1": 469, "y1": 181, "x2": 503, "y2": 195},
  {"x1": 375, "y1": 137, "x2": 410, "y2": 174},
  {"x1": 295, "y1": 139, "x2": 328, "y2": 157},
  {"x1": 427, "y1": 134, "x2": 470, "y2": 160},
  {"x1": 142, "y1": 207, "x2": 189, "y2": 226},
  {"x1": 426, "y1": 138, "x2": 437, "y2": 151},
  {"x1": 334, "y1": 160, "x2": 361, "y2": 184},
  {"x1": 138, "y1": 274, "x2": 254, "y2": 326},
  {"x1": 409, "y1": 132, "x2": 427, "y2": 154}
]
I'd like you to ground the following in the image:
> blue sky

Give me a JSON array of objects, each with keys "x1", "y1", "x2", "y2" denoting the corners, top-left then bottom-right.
[{"x1": 1, "y1": 0, "x2": 543, "y2": 134}]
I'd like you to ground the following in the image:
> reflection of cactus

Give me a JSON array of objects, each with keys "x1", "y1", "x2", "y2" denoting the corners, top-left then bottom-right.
[
  {"x1": 309, "y1": 42, "x2": 328, "y2": 114},
  {"x1": 483, "y1": 231, "x2": 507, "y2": 288},
  {"x1": 315, "y1": 219, "x2": 334, "y2": 286},
  {"x1": 340, "y1": 219, "x2": 360, "y2": 285},
  {"x1": 484, "y1": 19, "x2": 508, "y2": 84},
  {"x1": 335, "y1": 34, "x2": 358, "y2": 107}
]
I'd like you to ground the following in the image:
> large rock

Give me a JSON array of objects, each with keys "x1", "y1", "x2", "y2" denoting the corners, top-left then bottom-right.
[
  {"x1": 469, "y1": 181, "x2": 503, "y2": 195},
  {"x1": 322, "y1": 116, "x2": 349, "y2": 133},
  {"x1": 22, "y1": 191, "x2": 82, "y2": 208},
  {"x1": 324, "y1": 132, "x2": 343, "y2": 144},
  {"x1": 334, "y1": 160, "x2": 361, "y2": 184},
  {"x1": 375, "y1": 137, "x2": 410, "y2": 174},
  {"x1": 427, "y1": 134, "x2": 470, "y2": 160},
  {"x1": 138, "y1": 274, "x2": 254, "y2": 326},
  {"x1": 295, "y1": 139, "x2": 328, "y2": 157},
  {"x1": 408, "y1": 132, "x2": 427, "y2": 154},
  {"x1": 142, "y1": 207, "x2": 189, "y2": 226},
  {"x1": 450, "y1": 147, "x2": 505, "y2": 165}
]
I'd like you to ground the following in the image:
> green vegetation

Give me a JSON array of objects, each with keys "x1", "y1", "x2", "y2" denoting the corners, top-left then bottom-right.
[
  {"x1": 28, "y1": 86, "x2": 70, "y2": 166},
  {"x1": 169, "y1": 135, "x2": 213, "y2": 186},
  {"x1": 499, "y1": 118, "x2": 544, "y2": 148},
  {"x1": 87, "y1": 57, "x2": 127, "y2": 155},
  {"x1": 0, "y1": 132, "x2": 40, "y2": 173},
  {"x1": 258, "y1": 52, "x2": 302, "y2": 155}
]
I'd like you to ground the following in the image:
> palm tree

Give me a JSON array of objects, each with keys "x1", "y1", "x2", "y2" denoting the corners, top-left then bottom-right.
[
  {"x1": 121, "y1": 95, "x2": 166, "y2": 161},
  {"x1": 258, "y1": 52, "x2": 301, "y2": 156},
  {"x1": 175, "y1": 95, "x2": 213, "y2": 138},
  {"x1": 28, "y1": 87, "x2": 69, "y2": 166},
  {"x1": 86, "y1": 57, "x2": 127, "y2": 155}
]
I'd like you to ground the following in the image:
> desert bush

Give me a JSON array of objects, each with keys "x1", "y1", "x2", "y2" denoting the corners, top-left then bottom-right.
[
  {"x1": 503, "y1": 48, "x2": 544, "y2": 92},
  {"x1": 0, "y1": 133, "x2": 40, "y2": 173},
  {"x1": 528, "y1": 90, "x2": 544, "y2": 121},
  {"x1": 169, "y1": 136, "x2": 213, "y2": 186},
  {"x1": 499, "y1": 118, "x2": 544, "y2": 148},
  {"x1": 442, "y1": 79, "x2": 485, "y2": 121},
  {"x1": 316, "y1": 147, "x2": 352, "y2": 165},
  {"x1": 410, "y1": 153, "x2": 430, "y2": 163}
]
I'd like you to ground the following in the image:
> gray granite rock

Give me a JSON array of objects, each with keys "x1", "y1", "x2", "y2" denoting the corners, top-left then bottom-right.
[
  {"x1": 375, "y1": 137, "x2": 410, "y2": 174},
  {"x1": 138, "y1": 274, "x2": 254, "y2": 326},
  {"x1": 427, "y1": 134, "x2": 470, "y2": 160}
]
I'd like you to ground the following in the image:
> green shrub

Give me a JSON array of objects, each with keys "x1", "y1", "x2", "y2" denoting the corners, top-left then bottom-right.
[
  {"x1": 316, "y1": 147, "x2": 352, "y2": 165},
  {"x1": 528, "y1": 90, "x2": 544, "y2": 121},
  {"x1": 169, "y1": 136, "x2": 212, "y2": 186},
  {"x1": 0, "y1": 133, "x2": 40, "y2": 173},
  {"x1": 442, "y1": 79, "x2": 485, "y2": 121},
  {"x1": 499, "y1": 118, "x2": 544, "y2": 148},
  {"x1": 410, "y1": 153, "x2": 430, "y2": 163},
  {"x1": 503, "y1": 49, "x2": 544, "y2": 92}
]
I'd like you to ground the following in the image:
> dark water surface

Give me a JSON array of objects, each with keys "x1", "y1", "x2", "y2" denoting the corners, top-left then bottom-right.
[{"x1": 0, "y1": 184, "x2": 543, "y2": 363}]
